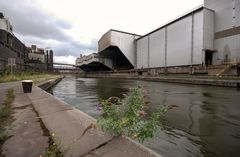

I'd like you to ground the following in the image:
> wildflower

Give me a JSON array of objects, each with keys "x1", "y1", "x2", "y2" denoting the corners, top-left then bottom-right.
[
  {"x1": 96, "y1": 103, "x2": 103, "y2": 111},
  {"x1": 51, "y1": 133, "x2": 55, "y2": 137},
  {"x1": 108, "y1": 96, "x2": 119, "y2": 103},
  {"x1": 138, "y1": 110, "x2": 147, "y2": 117},
  {"x1": 132, "y1": 133, "x2": 139, "y2": 139}
]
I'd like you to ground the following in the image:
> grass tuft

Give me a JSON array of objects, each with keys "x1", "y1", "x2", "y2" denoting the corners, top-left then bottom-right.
[
  {"x1": 0, "y1": 72, "x2": 61, "y2": 84},
  {"x1": 42, "y1": 144, "x2": 64, "y2": 157},
  {"x1": 0, "y1": 88, "x2": 14, "y2": 119},
  {"x1": 0, "y1": 129, "x2": 8, "y2": 142},
  {"x1": 0, "y1": 106, "x2": 11, "y2": 118}
]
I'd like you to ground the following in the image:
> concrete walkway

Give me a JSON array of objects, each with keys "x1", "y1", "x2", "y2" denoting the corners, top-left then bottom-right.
[
  {"x1": 0, "y1": 81, "x2": 20, "y2": 106},
  {"x1": 1, "y1": 80, "x2": 162, "y2": 157},
  {"x1": 1, "y1": 82, "x2": 49, "y2": 157}
]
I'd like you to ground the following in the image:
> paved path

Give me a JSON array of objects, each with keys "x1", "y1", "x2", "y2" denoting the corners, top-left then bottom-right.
[
  {"x1": 0, "y1": 81, "x2": 48, "y2": 157},
  {"x1": 0, "y1": 81, "x2": 21, "y2": 106}
]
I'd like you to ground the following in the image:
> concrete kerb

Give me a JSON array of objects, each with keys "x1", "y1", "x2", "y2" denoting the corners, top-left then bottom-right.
[
  {"x1": 28, "y1": 86, "x2": 113, "y2": 157},
  {"x1": 26, "y1": 78, "x2": 163, "y2": 157},
  {"x1": 83, "y1": 136, "x2": 162, "y2": 157}
]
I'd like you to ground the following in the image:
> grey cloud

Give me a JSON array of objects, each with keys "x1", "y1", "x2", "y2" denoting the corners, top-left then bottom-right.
[
  {"x1": 17, "y1": 33, "x2": 98, "y2": 57},
  {"x1": 55, "y1": 20, "x2": 72, "y2": 30},
  {"x1": 53, "y1": 39, "x2": 97, "y2": 57},
  {"x1": 0, "y1": 0, "x2": 71, "y2": 41},
  {"x1": 0, "y1": 0, "x2": 97, "y2": 57}
]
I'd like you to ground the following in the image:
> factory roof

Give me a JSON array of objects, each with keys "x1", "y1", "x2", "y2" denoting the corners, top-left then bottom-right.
[{"x1": 136, "y1": 5, "x2": 213, "y2": 40}]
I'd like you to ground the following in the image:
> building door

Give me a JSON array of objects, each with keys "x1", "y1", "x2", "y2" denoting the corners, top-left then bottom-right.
[{"x1": 205, "y1": 51, "x2": 213, "y2": 66}]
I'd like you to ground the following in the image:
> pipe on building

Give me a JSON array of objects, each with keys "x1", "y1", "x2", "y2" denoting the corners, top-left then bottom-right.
[
  {"x1": 134, "y1": 35, "x2": 137, "y2": 68},
  {"x1": 147, "y1": 36, "x2": 150, "y2": 68},
  {"x1": 164, "y1": 27, "x2": 168, "y2": 74},
  {"x1": 190, "y1": 12, "x2": 194, "y2": 74}
]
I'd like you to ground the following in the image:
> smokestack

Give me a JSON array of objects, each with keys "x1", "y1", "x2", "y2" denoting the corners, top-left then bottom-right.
[
  {"x1": 0, "y1": 12, "x2": 4, "y2": 18},
  {"x1": 49, "y1": 50, "x2": 53, "y2": 72}
]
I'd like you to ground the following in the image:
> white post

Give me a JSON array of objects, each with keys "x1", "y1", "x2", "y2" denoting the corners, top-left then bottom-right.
[
  {"x1": 8, "y1": 58, "x2": 15, "y2": 80},
  {"x1": 11, "y1": 61, "x2": 13, "y2": 80}
]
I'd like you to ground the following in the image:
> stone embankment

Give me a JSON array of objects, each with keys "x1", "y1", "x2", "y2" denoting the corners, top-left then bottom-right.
[
  {"x1": 1, "y1": 77, "x2": 162, "y2": 157},
  {"x1": 84, "y1": 72, "x2": 240, "y2": 87}
]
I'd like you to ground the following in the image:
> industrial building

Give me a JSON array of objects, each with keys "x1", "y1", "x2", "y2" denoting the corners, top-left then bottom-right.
[
  {"x1": 76, "y1": 0, "x2": 240, "y2": 75},
  {"x1": 0, "y1": 12, "x2": 28, "y2": 71},
  {"x1": 0, "y1": 12, "x2": 54, "y2": 72}
]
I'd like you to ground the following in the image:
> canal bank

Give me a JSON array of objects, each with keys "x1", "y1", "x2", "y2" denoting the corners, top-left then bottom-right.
[
  {"x1": 50, "y1": 76, "x2": 240, "y2": 157},
  {"x1": 1, "y1": 77, "x2": 162, "y2": 157},
  {"x1": 83, "y1": 72, "x2": 240, "y2": 87}
]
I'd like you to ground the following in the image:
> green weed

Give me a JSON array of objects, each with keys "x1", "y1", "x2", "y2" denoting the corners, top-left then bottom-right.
[
  {"x1": 0, "y1": 72, "x2": 61, "y2": 83},
  {"x1": 97, "y1": 86, "x2": 169, "y2": 143},
  {"x1": 42, "y1": 143, "x2": 64, "y2": 157},
  {"x1": 0, "y1": 88, "x2": 14, "y2": 119}
]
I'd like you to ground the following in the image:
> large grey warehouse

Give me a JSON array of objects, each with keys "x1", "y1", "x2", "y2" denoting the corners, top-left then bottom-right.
[{"x1": 76, "y1": 0, "x2": 240, "y2": 75}]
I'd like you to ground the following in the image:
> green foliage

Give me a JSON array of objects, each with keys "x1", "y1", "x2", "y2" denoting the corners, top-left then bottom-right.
[
  {"x1": 0, "y1": 125, "x2": 12, "y2": 143},
  {"x1": 42, "y1": 143, "x2": 64, "y2": 157},
  {"x1": 0, "y1": 106, "x2": 11, "y2": 118},
  {"x1": 97, "y1": 86, "x2": 169, "y2": 143},
  {"x1": 0, "y1": 129, "x2": 8, "y2": 143},
  {"x1": 4, "y1": 88, "x2": 14, "y2": 105},
  {"x1": 0, "y1": 88, "x2": 14, "y2": 118},
  {"x1": 0, "y1": 72, "x2": 60, "y2": 83}
]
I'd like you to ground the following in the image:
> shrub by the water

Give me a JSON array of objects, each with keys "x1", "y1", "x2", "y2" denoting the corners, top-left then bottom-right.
[{"x1": 97, "y1": 86, "x2": 169, "y2": 143}]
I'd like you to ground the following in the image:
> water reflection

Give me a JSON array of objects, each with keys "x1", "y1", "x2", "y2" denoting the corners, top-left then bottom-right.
[{"x1": 50, "y1": 76, "x2": 240, "y2": 157}]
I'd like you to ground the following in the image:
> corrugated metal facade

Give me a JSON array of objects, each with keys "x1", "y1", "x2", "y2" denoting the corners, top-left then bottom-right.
[
  {"x1": 94, "y1": 0, "x2": 239, "y2": 71},
  {"x1": 136, "y1": 8, "x2": 215, "y2": 69}
]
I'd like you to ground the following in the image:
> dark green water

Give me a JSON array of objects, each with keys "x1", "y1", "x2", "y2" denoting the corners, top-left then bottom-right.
[{"x1": 50, "y1": 76, "x2": 240, "y2": 157}]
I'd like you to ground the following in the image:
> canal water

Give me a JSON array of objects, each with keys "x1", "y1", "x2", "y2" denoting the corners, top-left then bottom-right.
[{"x1": 49, "y1": 76, "x2": 240, "y2": 157}]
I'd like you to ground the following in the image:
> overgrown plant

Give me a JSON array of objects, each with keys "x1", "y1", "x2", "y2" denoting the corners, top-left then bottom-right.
[
  {"x1": 40, "y1": 133, "x2": 64, "y2": 157},
  {"x1": 42, "y1": 143, "x2": 64, "y2": 157},
  {"x1": 0, "y1": 88, "x2": 14, "y2": 118},
  {"x1": 0, "y1": 72, "x2": 60, "y2": 83},
  {"x1": 0, "y1": 129, "x2": 8, "y2": 142},
  {"x1": 0, "y1": 88, "x2": 15, "y2": 145},
  {"x1": 4, "y1": 88, "x2": 14, "y2": 106},
  {"x1": 97, "y1": 86, "x2": 169, "y2": 143},
  {"x1": 0, "y1": 106, "x2": 11, "y2": 118}
]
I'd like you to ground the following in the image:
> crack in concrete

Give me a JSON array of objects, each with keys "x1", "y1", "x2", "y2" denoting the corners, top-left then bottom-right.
[
  {"x1": 80, "y1": 138, "x2": 114, "y2": 157},
  {"x1": 33, "y1": 108, "x2": 75, "y2": 119},
  {"x1": 30, "y1": 103, "x2": 55, "y2": 147},
  {"x1": 12, "y1": 104, "x2": 32, "y2": 110}
]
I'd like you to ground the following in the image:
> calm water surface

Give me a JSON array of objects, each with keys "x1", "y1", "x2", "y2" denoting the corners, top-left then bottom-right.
[{"x1": 50, "y1": 76, "x2": 240, "y2": 157}]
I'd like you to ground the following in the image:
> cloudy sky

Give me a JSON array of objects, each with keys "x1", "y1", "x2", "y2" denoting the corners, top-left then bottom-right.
[{"x1": 1, "y1": 0, "x2": 203, "y2": 64}]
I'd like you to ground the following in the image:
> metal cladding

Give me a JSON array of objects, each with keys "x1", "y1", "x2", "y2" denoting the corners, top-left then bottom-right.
[
  {"x1": 136, "y1": 6, "x2": 215, "y2": 69},
  {"x1": 77, "y1": 0, "x2": 240, "y2": 72}
]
